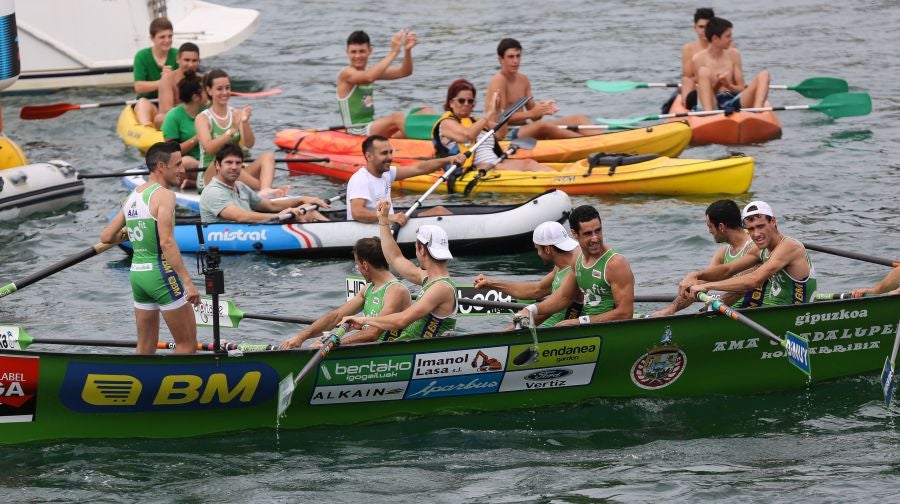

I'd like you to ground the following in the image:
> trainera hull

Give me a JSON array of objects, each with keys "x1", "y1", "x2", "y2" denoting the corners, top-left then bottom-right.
[
  {"x1": 669, "y1": 95, "x2": 783, "y2": 146},
  {"x1": 118, "y1": 190, "x2": 573, "y2": 258},
  {"x1": 1, "y1": 295, "x2": 897, "y2": 444},
  {"x1": 0, "y1": 161, "x2": 85, "y2": 220},
  {"x1": 274, "y1": 122, "x2": 692, "y2": 179}
]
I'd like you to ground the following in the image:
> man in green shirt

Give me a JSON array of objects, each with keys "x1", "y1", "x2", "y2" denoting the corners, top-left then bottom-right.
[
  {"x1": 279, "y1": 237, "x2": 412, "y2": 349},
  {"x1": 154, "y1": 42, "x2": 201, "y2": 129},
  {"x1": 133, "y1": 17, "x2": 179, "y2": 126},
  {"x1": 474, "y1": 221, "x2": 582, "y2": 327}
]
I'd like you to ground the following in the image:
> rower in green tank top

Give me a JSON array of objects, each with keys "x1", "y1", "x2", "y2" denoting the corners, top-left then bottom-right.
[
  {"x1": 342, "y1": 200, "x2": 459, "y2": 339},
  {"x1": 475, "y1": 221, "x2": 582, "y2": 327},
  {"x1": 280, "y1": 237, "x2": 411, "y2": 349},
  {"x1": 687, "y1": 200, "x2": 818, "y2": 306},
  {"x1": 515, "y1": 206, "x2": 636, "y2": 326}
]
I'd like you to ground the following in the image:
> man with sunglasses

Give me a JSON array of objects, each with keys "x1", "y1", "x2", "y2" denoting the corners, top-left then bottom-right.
[{"x1": 346, "y1": 135, "x2": 464, "y2": 226}]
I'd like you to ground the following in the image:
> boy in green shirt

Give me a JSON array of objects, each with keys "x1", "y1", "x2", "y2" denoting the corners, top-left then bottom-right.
[{"x1": 133, "y1": 17, "x2": 179, "y2": 126}]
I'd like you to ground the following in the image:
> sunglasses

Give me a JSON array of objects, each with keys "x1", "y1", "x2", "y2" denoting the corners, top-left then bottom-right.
[{"x1": 454, "y1": 98, "x2": 475, "y2": 105}]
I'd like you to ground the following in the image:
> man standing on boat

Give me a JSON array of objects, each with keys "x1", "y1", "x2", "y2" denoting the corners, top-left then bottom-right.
[
  {"x1": 652, "y1": 199, "x2": 763, "y2": 316},
  {"x1": 337, "y1": 30, "x2": 426, "y2": 138},
  {"x1": 685, "y1": 201, "x2": 817, "y2": 305},
  {"x1": 346, "y1": 135, "x2": 463, "y2": 226},
  {"x1": 200, "y1": 145, "x2": 329, "y2": 223},
  {"x1": 279, "y1": 237, "x2": 412, "y2": 349},
  {"x1": 100, "y1": 141, "x2": 200, "y2": 354},
  {"x1": 514, "y1": 205, "x2": 635, "y2": 325},
  {"x1": 342, "y1": 199, "x2": 458, "y2": 339},
  {"x1": 474, "y1": 221, "x2": 583, "y2": 327},
  {"x1": 485, "y1": 38, "x2": 597, "y2": 140}
]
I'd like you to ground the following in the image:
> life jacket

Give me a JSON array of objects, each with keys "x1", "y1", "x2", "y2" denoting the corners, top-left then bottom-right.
[{"x1": 431, "y1": 111, "x2": 503, "y2": 172}]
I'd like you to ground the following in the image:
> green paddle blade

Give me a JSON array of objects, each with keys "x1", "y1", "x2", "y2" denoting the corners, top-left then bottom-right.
[
  {"x1": 789, "y1": 77, "x2": 849, "y2": 99},
  {"x1": 594, "y1": 114, "x2": 659, "y2": 128},
  {"x1": 1, "y1": 325, "x2": 31, "y2": 350},
  {"x1": 586, "y1": 80, "x2": 649, "y2": 93},
  {"x1": 811, "y1": 92, "x2": 872, "y2": 118},
  {"x1": 404, "y1": 112, "x2": 442, "y2": 140}
]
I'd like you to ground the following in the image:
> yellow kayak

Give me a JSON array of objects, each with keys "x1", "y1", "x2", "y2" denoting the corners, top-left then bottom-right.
[
  {"x1": 393, "y1": 154, "x2": 754, "y2": 196},
  {"x1": 116, "y1": 104, "x2": 163, "y2": 153},
  {"x1": 0, "y1": 133, "x2": 29, "y2": 169}
]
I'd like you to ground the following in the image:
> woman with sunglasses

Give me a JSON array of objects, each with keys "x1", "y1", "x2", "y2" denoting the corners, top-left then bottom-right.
[{"x1": 432, "y1": 79, "x2": 550, "y2": 172}]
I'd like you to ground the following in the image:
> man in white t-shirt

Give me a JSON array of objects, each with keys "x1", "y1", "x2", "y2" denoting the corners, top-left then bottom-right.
[{"x1": 346, "y1": 134, "x2": 465, "y2": 226}]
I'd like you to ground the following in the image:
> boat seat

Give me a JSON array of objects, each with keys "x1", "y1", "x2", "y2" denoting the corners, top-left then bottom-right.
[{"x1": 586, "y1": 153, "x2": 660, "y2": 176}]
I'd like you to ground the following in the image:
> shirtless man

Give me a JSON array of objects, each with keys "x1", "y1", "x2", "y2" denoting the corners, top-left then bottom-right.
[
  {"x1": 680, "y1": 8, "x2": 716, "y2": 108},
  {"x1": 684, "y1": 201, "x2": 817, "y2": 306},
  {"x1": 154, "y1": 42, "x2": 201, "y2": 129},
  {"x1": 485, "y1": 38, "x2": 598, "y2": 140},
  {"x1": 337, "y1": 30, "x2": 426, "y2": 138},
  {"x1": 692, "y1": 17, "x2": 771, "y2": 112}
]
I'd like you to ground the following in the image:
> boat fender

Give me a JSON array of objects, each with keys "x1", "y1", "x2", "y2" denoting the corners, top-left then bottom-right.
[
  {"x1": 9, "y1": 172, "x2": 26, "y2": 185},
  {"x1": 48, "y1": 160, "x2": 78, "y2": 178},
  {"x1": 585, "y1": 153, "x2": 660, "y2": 177}
]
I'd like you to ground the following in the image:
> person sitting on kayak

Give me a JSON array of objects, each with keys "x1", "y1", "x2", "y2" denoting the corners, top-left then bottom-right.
[
  {"x1": 195, "y1": 68, "x2": 284, "y2": 197},
  {"x1": 337, "y1": 30, "x2": 431, "y2": 137},
  {"x1": 342, "y1": 199, "x2": 458, "y2": 340},
  {"x1": 161, "y1": 71, "x2": 206, "y2": 188},
  {"x1": 200, "y1": 144, "x2": 329, "y2": 223},
  {"x1": 346, "y1": 135, "x2": 464, "y2": 226},
  {"x1": 432, "y1": 79, "x2": 550, "y2": 172},
  {"x1": 133, "y1": 17, "x2": 178, "y2": 128},
  {"x1": 475, "y1": 221, "x2": 583, "y2": 327},
  {"x1": 100, "y1": 140, "x2": 200, "y2": 354},
  {"x1": 652, "y1": 199, "x2": 764, "y2": 316},
  {"x1": 685, "y1": 201, "x2": 818, "y2": 305},
  {"x1": 154, "y1": 42, "x2": 202, "y2": 129},
  {"x1": 678, "y1": 7, "x2": 716, "y2": 110},
  {"x1": 514, "y1": 205, "x2": 636, "y2": 325},
  {"x1": 280, "y1": 237, "x2": 413, "y2": 349},
  {"x1": 485, "y1": 38, "x2": 599, "y2": 140},
  {"x1": 692, "y1": 17, "x2": 771, "y2": 113},
  {"x1": 851, "y1": 267, "x2": 900, "y2": 298}
]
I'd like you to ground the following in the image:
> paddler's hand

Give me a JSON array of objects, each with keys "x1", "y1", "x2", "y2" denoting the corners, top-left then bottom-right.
[
  {"x1": 184, "y1": 283, "x2": 201, "y2": 306},
  {"x1": 531, "y1": 100, "x2": 556, "y2": 120},
  {"x1": 404, "y1": 30, "x2": 417, "y2": 50},
  {"x1": 678, "y1": 272, "x2": 701, "y2": 298},
  {"x1": 686, "y1": 283, "x2": 709, "y2": 300},
  {"x1": 447, "y1": 152, "x2": 467, "y2": 167},
  {"x1": 850, "y1": 287, "x2": 874, "y2": 298},
  {"x1": 308, "y1": 197, "x2": 330, "y2": 209},
  {"x1": 279, "y1": 336, "x2": 302, "y2": 350},
  {"x1": 473, "y1": 274, "x2": 494, "y2": 289},
  {"x1": 340, "y1": 315, "x2": 367, "y2": 331}
]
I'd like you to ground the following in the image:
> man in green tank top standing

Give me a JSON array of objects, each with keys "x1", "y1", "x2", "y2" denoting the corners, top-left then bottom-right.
[
  {"x1": 279, "y1": 237, "x2": 412, "y2": 349},
  {"x1": 100, "y1": 141, "x2": 200, "y2": 354},
  {"x1": 337, "y1": 30, "x2": 422, "y2": 137},
  {"x1": 474, "y1": 221, "x2": 582, "y2": 327},
  {"x1": 515, "y1": 205, "x2": 635, "y2": 325},
  {"x1": 685, "y1": 201, "x2": 817, "y2": 305},
  {"x1": 653, "y1": 199, "x2": 764, "y2": 316},
  {"x1": 342, "y1": 199, "x2": 458, "y2": 339}
]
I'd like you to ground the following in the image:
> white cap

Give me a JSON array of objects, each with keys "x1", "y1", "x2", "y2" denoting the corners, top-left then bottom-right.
[
  {"x1": 416, "y1": 225, "x2": 453, "y2": 260},
  {"x1": 532, "y1": 221, "x2": 578, "y2": 251},
  {"x1": 741, "y1": 200, "x2": 775, "y2": 220}
]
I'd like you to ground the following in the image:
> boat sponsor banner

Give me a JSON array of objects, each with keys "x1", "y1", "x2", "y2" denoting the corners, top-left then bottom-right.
[
  {"x1": 60, "y1": 361, "x2": 279, "y2": 413},
  {"x1": 316, "y1": 355, "x2": 414, "y2": 386},
  {"x1": 404, "y1": 372, "x2": 503, "y2": 400},
  {"x1": 344, "y1": 276, "x2": 530, "y2": 315},
  {"x1": 309, "y1": 381, "x2": 408, "y2": 405},
  {"x1": 0, "y1": 355, "x2": 39, "y2": 423},
  {"x1": 411, "y1": 346, "x2": 508, "y2": 379},
  {"x1": 499, "y1": 363, "x2": 596, "y2": 392},
  {"x1": 506, "y1": 337, "x2": 601, "y2": 371}
]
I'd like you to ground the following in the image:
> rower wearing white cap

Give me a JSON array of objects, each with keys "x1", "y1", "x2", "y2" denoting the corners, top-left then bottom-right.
[
  {"x1": 474, "y1": 221, "x2": 583, "y2": 327},
  {"x1": 342, "y1": 199, "x2": 458, "y2": 340},
  {"x1": 685, "y1": 200, "x2": 818, "y2": 305}
]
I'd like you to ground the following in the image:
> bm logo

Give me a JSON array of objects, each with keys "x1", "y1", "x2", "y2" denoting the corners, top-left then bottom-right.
[{"x1": 60, "y1": 362, "x2": 279, "y2": 413}]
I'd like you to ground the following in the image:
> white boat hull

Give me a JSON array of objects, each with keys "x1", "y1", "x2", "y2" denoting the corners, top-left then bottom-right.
[{"x1": 0, "y1": 161, "x2": 85, "y2": 220}]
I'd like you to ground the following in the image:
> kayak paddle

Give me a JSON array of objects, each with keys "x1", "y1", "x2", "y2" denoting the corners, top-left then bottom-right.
[
  {"x1": 587, "y1": 77, "x2": 848, "y2": 99},
  {"x1": 0, "y1": 229, "x2": 127, "y2": 299},
  {"x1": 697, "y1": 292, "x2": 810, "y2": 376},
  {"x1": 1, "y1": 325, "x2": 276, "y2": 352},
  {"x1": 278, "y1": 322, "x2": 351, "y2": 418},
  {"x1": 391, "y1": 95, "x2": 532, "y2": 235},
  {"x1": 463, "y1": 136, "x2": 536, "y2": 196},
  {"x1": 595, "y1": 92, "x2": 872, "y2": 128}
]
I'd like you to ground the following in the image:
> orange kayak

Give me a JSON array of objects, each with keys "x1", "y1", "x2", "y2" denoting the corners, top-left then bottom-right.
[
  {"x1": 274, "y1": 121, "x2": 692, "y2": 178},
  {"x1": 669, "y1": 95, "x2": 782, "y2": 145}
]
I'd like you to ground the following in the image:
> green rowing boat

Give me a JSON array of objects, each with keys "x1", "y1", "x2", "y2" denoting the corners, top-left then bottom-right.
[{"x1": 1, "y1": 295, "x2": 897, "y2": 445}]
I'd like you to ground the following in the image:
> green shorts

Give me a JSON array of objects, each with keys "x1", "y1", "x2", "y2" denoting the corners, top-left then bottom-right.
[{"x1": 129, "y1": 260, "x2": 188, "y2": 310}]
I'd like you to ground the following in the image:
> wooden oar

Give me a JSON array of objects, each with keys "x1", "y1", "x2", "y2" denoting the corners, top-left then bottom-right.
[
  {"x1": 696, "y1": 292, "x2": 810, "y2": 376},
  {"x1": 0, "y1": 325, "x2": 275, "y2": 352},
  {"x1": 881, "y1": 322, "x2": 900, "y2": 407},
  {"x1": 595, "y1": 92, "x2": 872, "y2": 128},
  {"x1": 277, "y1": 322, "x2": 350, "y2": 418},
  {"x1": 194, "y1": 296, "x2": 315, "y2": 328},
  {"x1": 391, "y1": 95, "x2": 532, "y2": 236},
  {"x1": 0, "y1": 229, "x2": 126, "y2": 299},
  {"x1": 463, "y1": 136, "x2": 537, "y2": 196},
  {"x1": 803, "y1": 243, "x2": 899, "y2": 268},
  {"x1": 587, "y1": 77, "x2": 848, "y2": 99},
  {"x1": 20, "y1": 89, "x2": 282, "y2": 120}
]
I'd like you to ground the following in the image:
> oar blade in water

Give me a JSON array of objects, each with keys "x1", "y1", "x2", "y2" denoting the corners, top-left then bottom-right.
[
  {"x1": 783, "y1": 331, "x2": 811, "y2": 376},
  {"x1": 586, "y1": 80, "x2": 647, "y2": 93},
  {"x1": 277, "y1": 373, "x2": 295, "y2": 418},
  {"x1": 812, "y1": 92, "x2": 872, "y2": 118},
  {"x1": 790, "y1": 77, "x2": 849, "y2": 99}
]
